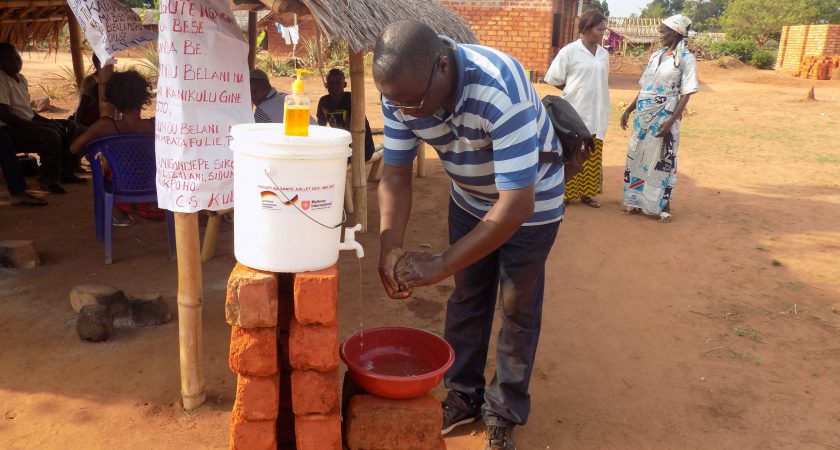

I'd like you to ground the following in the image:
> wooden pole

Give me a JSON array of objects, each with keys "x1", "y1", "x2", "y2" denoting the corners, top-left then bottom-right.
[
  {"x1": 175, "y1": 212, "x2": 205, "y2": 410},
  {"x1": 349, "y1": 51, "x2": 367, "y2": 232},
  {"x1": 247, "y1": 11, "x2": 257, "y2": 70},
  {"x1": 201, "y1": 214, "x2": 221, "y2": 263},
  {"x1": 97, "y1": 64, "x2": 115, "y2": 118},
  {"x1": 66, "y1": 7, "x2": 85, "y2": 89}
]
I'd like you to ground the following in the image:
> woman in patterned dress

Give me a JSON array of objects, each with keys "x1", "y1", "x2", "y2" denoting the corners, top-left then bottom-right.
[
  {"x1": 620, "y1": 14, "x2": 698, "y2": 222},
  {"x1": 544, "y1": 8, "x2": 610, "y2": 208}
]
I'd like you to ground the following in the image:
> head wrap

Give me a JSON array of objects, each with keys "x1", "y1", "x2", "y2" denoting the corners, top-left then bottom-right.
[
  {"x1": 662, "y1": 14, "x2": 692, "y2": 67},
  {"x1": 662, "y1": 14, "x2": 691, "y2": 36}
]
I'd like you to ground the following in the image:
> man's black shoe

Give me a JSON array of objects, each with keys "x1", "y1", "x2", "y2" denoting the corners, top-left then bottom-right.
[
  {"x1": 441, "y1": 391, "x2": 481, "y2": 435},
  {"x1": 39, "y1": 183, "x2": 67, "y2": 194}
]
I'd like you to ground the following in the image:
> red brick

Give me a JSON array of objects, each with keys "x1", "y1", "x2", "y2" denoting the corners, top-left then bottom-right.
[
  {"x1": 230, "y1": 417, "x2": 276, "y2": 450},
  {"x1": 226, "y1": 263, "x2": 278, "y2": 328},
  {"x1": 229, "y1": 326, "x2": 278, "y2": 376},
  {"x1": 291, "y1": 369, "x2": 339, "y2": 415},
  {"x1": 289, "y1": 320, "x2": 339, "y2": 371},
  {"x1": 295, "y1": 414, "x2": 342, "y2": 450},
  {"x1": 293, "y1": 265, "x2": 338, "y2": 326},
  {"x1": 345, "y1": 395, "x2": 443, "y2": 450},
  {"x1": 233, "y1": 374, "x2": 279, "y2": 421}
]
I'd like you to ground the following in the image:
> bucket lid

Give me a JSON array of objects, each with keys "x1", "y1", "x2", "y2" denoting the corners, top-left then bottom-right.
[{"x1": 231, "y1": 123, "x2": 352, "y2": 158}]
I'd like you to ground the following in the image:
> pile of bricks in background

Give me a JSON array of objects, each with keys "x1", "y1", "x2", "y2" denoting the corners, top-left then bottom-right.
[
  {"x1": 227, "y1": 263, "x2": 342, "y2": 450},
  {"x1": 795, "y1": 56, "x2": 840, "y2": 80},
  {"x1": 777, "y1": 24, "x2": 840, "y2": 73}
]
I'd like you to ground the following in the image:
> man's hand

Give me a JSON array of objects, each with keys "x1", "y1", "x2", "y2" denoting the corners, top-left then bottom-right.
[
  {"x1": 655, "y1": 118, "x2": 675, "y2": 138},
  {"x1": 378, "y1": 247, "x2": 412, "y2": 299},
  {"x1": 395, "y1": 251, "x2": 448, "y2": 289}
]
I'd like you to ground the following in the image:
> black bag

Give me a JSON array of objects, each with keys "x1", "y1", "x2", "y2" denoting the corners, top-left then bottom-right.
[{"x1": 540, "y1": 95, "x2": 595, "y2": 179}]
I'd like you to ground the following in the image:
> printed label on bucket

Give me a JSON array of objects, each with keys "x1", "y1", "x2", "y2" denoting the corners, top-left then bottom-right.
[{"x1": 258, "y1": 183, "x2": 336, "y2": 212}]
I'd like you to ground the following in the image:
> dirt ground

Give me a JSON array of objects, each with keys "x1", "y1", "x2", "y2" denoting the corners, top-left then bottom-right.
[{"x1": 2, "y1": 50, "x2": 840, "y2": 450}]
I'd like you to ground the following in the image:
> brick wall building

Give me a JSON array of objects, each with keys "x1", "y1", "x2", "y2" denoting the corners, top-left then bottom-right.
[
  {"x1": 259, "y1": 12, "x2": 318, "y2": 58},
  {"x1": 440, "y1": 0, "x2": 581, "y2": 78},
  {"x1": 776, "y1": 24, "x2": 840, "y2": 72}
]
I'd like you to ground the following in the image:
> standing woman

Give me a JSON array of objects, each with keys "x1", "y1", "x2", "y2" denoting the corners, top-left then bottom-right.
[
  {"x1": 620, "y1": 14, "x2": 698, "y2": 222},
  {"x1": 544, "y1": 9, "x2": 610, "y2": 208}
]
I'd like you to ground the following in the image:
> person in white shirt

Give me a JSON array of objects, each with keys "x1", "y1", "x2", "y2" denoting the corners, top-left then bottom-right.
[{"x1": 544, "y1": 9, "x2": 610, "y2": 208}]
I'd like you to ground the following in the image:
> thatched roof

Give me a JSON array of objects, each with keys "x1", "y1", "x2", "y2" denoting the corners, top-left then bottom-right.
[
  {"x1": 235, "y1": 0, "x2": 477, "y2": 52},
  {"x1": 0, "y1": 0, "x2": 68, "y2": 50},
  {"x1": 607, "y1": 17, "x2": 660, "y2": 45}
]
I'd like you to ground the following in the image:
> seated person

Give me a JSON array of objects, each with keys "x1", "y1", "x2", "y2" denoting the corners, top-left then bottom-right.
[
  {"x1": 249, "y1": 69, "x2": 315, "y2": 124},
  {"x1": 317, "y1": 68, "x2": 375, "y2": 162},
  {"x1": 71, "y1": 70, "x2": 160, "y2": 225},
  {"x1": 71, "y1": 54, "x2": 102, "y2": 127},
  {"x1": 0, "y1": 127, "x2": 46, "y2": 206},
  {"x1": 0, "y1": 42, "x2": 84, "y2": 194}
]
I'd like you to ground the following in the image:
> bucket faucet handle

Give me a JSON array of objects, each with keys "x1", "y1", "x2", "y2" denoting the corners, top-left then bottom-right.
[{"x1": 339, "y1": 224, "x2": 365, "y2": 258}]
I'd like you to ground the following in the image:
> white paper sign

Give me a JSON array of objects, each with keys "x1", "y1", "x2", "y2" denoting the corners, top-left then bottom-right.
[
  {"x1": 67, "y1": 0, "x2": 157, "y2": 65},
  {"x1": 155, "y1": 0, "x2": 253, "y2": 212}
]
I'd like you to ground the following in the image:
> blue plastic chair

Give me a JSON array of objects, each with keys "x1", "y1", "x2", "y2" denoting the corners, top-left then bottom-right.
[{"x1": 85, "y1": 134, "x2": 175, "y2": 264}]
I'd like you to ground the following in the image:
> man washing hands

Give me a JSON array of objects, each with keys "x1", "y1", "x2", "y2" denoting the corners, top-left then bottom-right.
[{"x1": 373, "y1": 21, "x2": 565, "y2": 450}]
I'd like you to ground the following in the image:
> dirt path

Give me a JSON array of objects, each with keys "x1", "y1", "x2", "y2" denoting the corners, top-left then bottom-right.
[{"x1": 1, "y1": 52, "x2": 839, "y2": 449}]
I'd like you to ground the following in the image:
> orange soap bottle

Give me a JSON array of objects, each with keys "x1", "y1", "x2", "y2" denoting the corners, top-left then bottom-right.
[{"x1": 284, "y1": 69, "x2": 310, "y2": 137}]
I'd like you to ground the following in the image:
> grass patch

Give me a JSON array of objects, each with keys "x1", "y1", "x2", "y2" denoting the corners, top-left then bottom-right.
[
  {"x1": 816, "y1": 154, "x2": 840, "y2": 164},
  {"x1": 734, "y1": 326, "x2": 763, "y2": 342}
]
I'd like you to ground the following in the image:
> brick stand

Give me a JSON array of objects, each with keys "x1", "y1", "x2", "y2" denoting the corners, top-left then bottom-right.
[{"x1": 226, "y1": 263, "x2": 342, "y2": 450}]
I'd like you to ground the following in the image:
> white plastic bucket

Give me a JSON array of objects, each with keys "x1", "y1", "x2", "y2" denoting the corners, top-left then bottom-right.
[{"x1": 231, "y1": 123, "x2": 356, "y2": 272}]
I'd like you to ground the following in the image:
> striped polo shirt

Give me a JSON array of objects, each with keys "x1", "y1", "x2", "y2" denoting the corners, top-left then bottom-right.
[{"x1": 382, "y1": 36, "x2": 565, "y2": 225}]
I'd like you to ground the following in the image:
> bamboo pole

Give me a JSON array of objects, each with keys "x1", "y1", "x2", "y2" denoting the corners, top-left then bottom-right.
[
  {"x1": 65, "y1": 6, "x2": 85, "y2": 89},
  {"x1": 175, "y1": 212, "x2": 205, "y2": 410},
  {"x1": 201, "y1": 214, "x2": 221, "y2": 263},
  {"x1": 97, "y1": 64, "x2": 115, "y2": 118},
  {"x1": 247, "y1": 11, "x2": 257, "y2": 70},
  {"x1": 349, "y1": 51, "x2": 367, "y2": 232}
]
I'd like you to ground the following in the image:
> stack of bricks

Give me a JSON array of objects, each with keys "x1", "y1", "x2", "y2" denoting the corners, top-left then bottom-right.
[
  {"x1": 795, "y1": 56, "x2": 840, "y2": 80},
  {"x1": 227, "y1": 263, "x2": 342, "y2": 450},
  {"x1": 440, "y1": 0, "x2": 580, "y2": 80},
  {"x1": 777, "y1": 24, "x2": 840, "y2": 74}
]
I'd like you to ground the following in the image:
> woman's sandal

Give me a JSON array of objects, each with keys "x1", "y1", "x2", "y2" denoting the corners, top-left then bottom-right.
[
  {"x1": 658, "y1": 212, "x2": 672, "y2": 223},
  {"x1": 581, "y1": 196, "x2": 601, "y2": 208},
  {"x1": 621, "y1": 206, "x2": 641, "y2": 215}
]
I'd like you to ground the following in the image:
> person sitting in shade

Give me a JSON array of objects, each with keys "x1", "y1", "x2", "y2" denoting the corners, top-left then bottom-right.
[
  {"x1": 0, "y1": 127, "x2": 46, "y2": 206},
  {"x1": 316, "y1": 68, "x2": 375, "y2": 162},
  {"x1": 0, "y1": 42, "x2": 85, "y2": 194},
  {"x1": 249, "y1": 69, "x2": 315, "y2": 125},
  {"x1": 71, "y1": 54, "x2": 102, "y2": 128}
]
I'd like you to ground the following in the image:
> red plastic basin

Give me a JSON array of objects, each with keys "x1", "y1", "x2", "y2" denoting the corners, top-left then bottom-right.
[{"x1": 340, "y1": 327, "x2": 455, "y2": 400}]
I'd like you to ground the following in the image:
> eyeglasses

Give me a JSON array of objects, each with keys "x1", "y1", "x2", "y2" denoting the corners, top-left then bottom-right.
[{"x1": 381, "y1": 55, "x2": 441, "y2": 112}]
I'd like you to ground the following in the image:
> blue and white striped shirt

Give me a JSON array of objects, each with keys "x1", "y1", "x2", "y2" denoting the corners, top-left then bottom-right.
[{"x1": 383, "y1": 36, "x2": 565, "y2": 225}]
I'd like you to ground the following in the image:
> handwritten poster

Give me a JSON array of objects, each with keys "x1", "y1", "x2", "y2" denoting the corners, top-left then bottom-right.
[
  {"x1": 67, "y1": 0, "x2": 157, "y2": 65},
  {"x1": 155, "y1": 0, "x2": 253, "y2": 212}
]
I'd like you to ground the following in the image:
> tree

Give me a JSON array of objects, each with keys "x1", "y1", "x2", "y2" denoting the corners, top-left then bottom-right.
[
  {"x1": 640, "y1": 0, "x2": 686, "y2": 18},
  {"x1": 684, "y1": 0, "x2": 729, "y2": 32},
  {"x1": 722, "y1": 0, "x2": 840, "y2": 47},
  {"x1": 585, "y1": 0, "x2": 610, "y2": 17}
]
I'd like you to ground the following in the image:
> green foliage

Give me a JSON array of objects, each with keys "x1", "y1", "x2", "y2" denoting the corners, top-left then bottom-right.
[
  {"x1": 710, "y1": 39, "x2": 757, "y2": 62},
  {"x1": 641, "y1": 0, "x2": 686, "y2": 18},
  {"x1": 585, "y1": 0, "x2": 610, "y2": 16},
  {"x1": 300, "y1": 36, "x2": 350, "y2": 76},
  {"x1": 722, "y1": 0, "x2": 840, "y2": 47},
  {"x1": 749, "y1": 49, "x2": 776, "y2": 69},
  {"x1": 134, "y1": 42, "x2": 159, "y2": 80}
]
